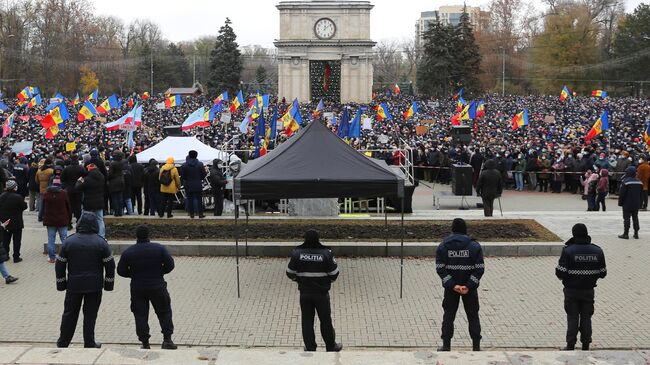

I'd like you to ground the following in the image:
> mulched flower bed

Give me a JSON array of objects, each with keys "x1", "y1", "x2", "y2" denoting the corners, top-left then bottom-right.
[{"x1": 105, "y1": 218, "x2": 559, "y2": 242}]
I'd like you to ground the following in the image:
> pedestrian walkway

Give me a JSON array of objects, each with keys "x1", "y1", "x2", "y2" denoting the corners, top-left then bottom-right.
[{"x1": 0, "y1": 346, "x2": 648, "y2": 365}]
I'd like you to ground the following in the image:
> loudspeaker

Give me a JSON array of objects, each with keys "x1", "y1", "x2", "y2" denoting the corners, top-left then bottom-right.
[
  {"x1": 451, "y1": 126, "x2": 471, "y2": 145},
  {"x1": 163, "y1": 125, "x2": 183, "y2": 137},
  {"x1": 452, "y1": 164, "x2": 474, "y2": 196}
]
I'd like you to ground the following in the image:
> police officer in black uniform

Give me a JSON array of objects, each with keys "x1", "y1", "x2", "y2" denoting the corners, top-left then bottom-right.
[
  {"x1": 435, "y1": 218, "x2": 484, "y2": 352},
  {"x1": 55, "y1": 212, "x2": 115, "y2": 348},
  {"x1": 555, "y1": 223, "x2": 607, "y2": 351},
  {"x1": 618, "y1": 166, "x2": 644, "y2": 239},
  {"x1": 286, "y1": 230, "x2": 342, "y2": 352},
  {"x1": 117, "y1": 225, "x2": 177, "y2": 350}
]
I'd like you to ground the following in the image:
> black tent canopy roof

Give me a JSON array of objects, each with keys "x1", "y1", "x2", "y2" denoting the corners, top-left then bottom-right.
[{"x1": 234, "y1": 120, "x2": 405, "y2": 200}]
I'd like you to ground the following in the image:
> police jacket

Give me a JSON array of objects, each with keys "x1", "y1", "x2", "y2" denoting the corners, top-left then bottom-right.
[
  {"x1": 117, "y1": 239, "x2": 175, "y2": 290},
  {"x1": 619, "y1": 168, "x2": 644, "y2": 211},
  {"x1": 436, "y1": 233, "x2": 485, "y2": 290},
  {"x1": 555, "y1": 236, "x2": 606, "y2": 289},
  {"x1": 55, "y1": 212, "x2": 115, "y2": 293},
  {"x1": 286, "y1": 243, "x2": 339, "y2": 293}
]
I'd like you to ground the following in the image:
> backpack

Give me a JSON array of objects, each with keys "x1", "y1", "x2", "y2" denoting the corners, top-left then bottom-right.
[{"x1": 159, "y1": 169, "x2": 173, "y2": 186}]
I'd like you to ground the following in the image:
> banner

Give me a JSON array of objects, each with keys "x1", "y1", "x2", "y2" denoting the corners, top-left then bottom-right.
[
  {"x1": 220, "y1": 112, "x2": 232, "y2": 124},
  {"x1": 65, "y1": 142, "x2": 76, "y2": 152},
  {"x1": 11, "y1": 141, "x2": 33, "y2": 155},
  {"x1": 415, "y1": 125, "x2": 428, "y2": 136}
]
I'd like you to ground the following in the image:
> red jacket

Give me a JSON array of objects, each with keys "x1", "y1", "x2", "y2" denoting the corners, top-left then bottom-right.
[{"x1": 42, "y1": 186, "x2": 72, "y2": 228}]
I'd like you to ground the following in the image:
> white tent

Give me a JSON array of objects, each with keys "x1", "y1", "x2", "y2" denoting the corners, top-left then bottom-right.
[{"x1": 136, "y1": 136, "x2": 239, "y2": 165}]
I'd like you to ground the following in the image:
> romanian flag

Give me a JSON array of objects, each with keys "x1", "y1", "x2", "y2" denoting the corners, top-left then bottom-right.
[
  {"x1": 591, "y1": 90, "x2": 607, "y2": 98},
  {"x1": 2, "y1": 112, "x2": 16, "y2": 138},
  {"x1": 403, "y1": 101, "x2": 418, "y2": 120},
  {"x1": 560, "y1": 86, "x2": 569, "y2": 102},
  {"x1": 142, "y1": 91, "x2": 150, "y2": 100},
  {"x1": 313, "y1": 98, "x2": 324, "y2": 119},
  {"x1": 27, "y1": 94, "x2": 42, "y2": 109},
  {"x1": 86, "y1": 89, "x2": 98, "y2": 101},
  {"x1": 585, "y1": 110, "x2": 609, "y2": 142},
  {"x1": 41, "y1": 103, "x2": 70, "y2": 139},
  {"x1": 71, "y1": 93, "x2": 80, "y2": 106},
  {"x1": 476, "y1": 100, "x2": 486, "y2": 118},
  {"x1": 281, "y1": 98, "x2": 302, "y2": 136},
  {"x1": 394, "y1": 84, "x2": 400, "y2": 95},
  {"x1": 96, "y1": 94, "x2": 119, "y2": 114},
  {"x1": 376, "y1": 103, "x2": 392, "y2": 121},
  {"x1": 164, "y1": 94, "x2": 182, "y2": 108},
  {"x1": 230, "y1": 90, "x2": 243, "y2": 113},
  {"x1": 214, "y1": 91, "x2": 228, "y2": 105},
  {"x1": 511, "y1": 109, "x2": 529, "y2": 130},
  {"x1": 77, "y1": 100, "x2": 98, "y2": 122}
]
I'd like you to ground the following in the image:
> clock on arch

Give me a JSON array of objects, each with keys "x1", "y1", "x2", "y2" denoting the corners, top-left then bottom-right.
[{"x1": 314, "y1": 18, "x2": 336, "y2": 39}]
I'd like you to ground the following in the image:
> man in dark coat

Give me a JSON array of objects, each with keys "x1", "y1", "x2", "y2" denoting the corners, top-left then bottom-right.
[
  {"x1": 75, "y1": 164, "x2": 106, "y2": 238},
  {"x1": 55, "y1": 212, "x2": 115, "y2": 348},
  {"x1": 286, "y1": 230, "x2": 342, "y2": 352},
  {"x1": 117, "y1": 225, "x2": 177, "y2": 350},
  {"x1": 618, "y1": 166, "x2": 644, "y2": 239},
  {"x1": 555, "y1": 224, "x2": 606, "y2": 351},
  {"x1": 0, "y1": 180, "x2": 27, "y2": 262},
  {"x1": 129, "y1": 155, "x2": 145, "y2": 215},
  {"x1": 85, "y1": 149, "x2": 107, "y2": 178},
  {"x1": 180, "y1": 150, "x2": 207, "y2": 218},
  {"x1": 469, "y1": 149, "x2": 484, "y2": 187},
  {"x1": 61, "y1": 155, "x2": 85, "y2": 222},
  {"x1": 208, "y1": 159, "x2": 226, "y2": 216},
  {"x1": 435, "y1": 218, "x2": 484, "y2": 352},
  {"x1": 107, "y1": 152, "x2": 125, "y2": 216},
  {"x1": 143, "y1": 159, "x2": 160, "y2": 216},
  {"x1": 476, "y1": 159, "x2": 503, "y2": 217},
  {"x1": 42, "y1": 178, "x2": 72, "y2": 263},
  {"x1": 12, "y1": 156, "x2": 29, "y2": 197}
]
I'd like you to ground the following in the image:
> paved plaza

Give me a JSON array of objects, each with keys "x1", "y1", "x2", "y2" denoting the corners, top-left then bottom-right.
[{"x1": 1, "y1": 187, "x2": 649, "y2": 351}]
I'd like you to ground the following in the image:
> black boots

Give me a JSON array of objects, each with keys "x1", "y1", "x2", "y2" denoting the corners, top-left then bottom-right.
[
  {"x1": 634, "y1": 231, "x2": 639, "y2": 239},
  {"x1": 562, "y1": 344, "x2": 575, "y2": 351},
  {"x1": 141, "y1": 341, "x2": 150, "y2": 349},
  {"x1": 582, "y1": 343, "x2": 590, "y2": 351},
  {"x1": 84, "y1": 342, "x2": 101, "y2": 349},
  {"x1": 326, "y1": 343, "x2": 343, "y2": 352},
  {"x1": 618, "y1": 233, "x2": 629, "y2": 239},
  {"x1": 472, "y1": 340, "x2": 481, "y2": 351},
  {"x1": 437, "y1": 339, "x2": 451, "y2": 352},
  {"x1": 161, "y1": 336, "x2": 177, "y2": 350}
]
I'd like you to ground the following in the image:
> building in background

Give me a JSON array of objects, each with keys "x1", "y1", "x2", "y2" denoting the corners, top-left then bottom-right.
[{"x1": 415, "y1": 5, "x2": 489, "y2": 47}]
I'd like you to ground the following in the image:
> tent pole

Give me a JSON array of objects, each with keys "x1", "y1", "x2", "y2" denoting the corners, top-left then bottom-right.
[
  {"x1": 400, "y1": 197, "x2": 404, "y2": 299},
  {"x1": 245, "y1": 205, "x2": 249, "y2": 256},
  {"x1": 384, "y1": 204, "x2": 388, "y2": 257},
  {"x1": 235, "y1": 197, "x2": 241, "y2": 298}
]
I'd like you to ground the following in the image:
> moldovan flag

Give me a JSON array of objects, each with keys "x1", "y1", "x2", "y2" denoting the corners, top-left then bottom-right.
[
  {"x1": 643, "y1": 121, "x2": 650, "y2": 147},
  {"x1": 86, "y1": 89, "x2": 98, "y2": 101},
  {"x1": 476, "y1": 100, "x2": 486, "y2": 118},
  {"x1": 376, "y1": 103, "x2": 392, "y2": 121},
  {"x1": 591, "y1": 90, "x2": 607, "y2": 98},
  {"x1": 26, "y1": 94, "x2": 42, "y2": 108},
  {"x1": 164, "y1": 95, "x2": 182, "y2": 108},
  {"x1": 460, "y1": 101, "x2": 477, "y2": 121},
  {"x1": 41, "y1": 103, "x2": 70, "y2": 139},
  {"x1": 230, "y1": 90, "x2": 243, "y2": 113},
  {"x1": 181, "y1": 107, "x2": 208, "y2": 131},
  {"x1": 77, "y1": 100, "x2": 98, "y2": 122},
  {"x1": 560, "y1": 86, "x2": 569, "y2": 102},
  {"x1": 282, "y1": 98, "x2": 302, "y2": 137},
  {"x1": 96, "y1": 94, "x2": 119, "y2": 114},
  {"x1": 394, "y1": 84, "x2": 400, "y2": 95},
  {"x1": 511, "y1": 109, "x2": 529, "y2": 130},
  {"x1": 2, "y1": 112, "x2": 16, "y2": 138},
  {"x1": 403, "y1": 101, "x2": 418, "y2": 120},
  {"x1": 585, "y1": 110, "x2": 609, "y2": 142}
]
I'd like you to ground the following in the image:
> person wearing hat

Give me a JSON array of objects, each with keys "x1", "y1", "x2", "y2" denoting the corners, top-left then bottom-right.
[
  {"x1": 555, "y1": 224, "x2": 606, "y2": 351},
  {"x1": 159, "y1": 157, "x2": 181, "y2": 218},
  {"x1": 180, "y1": 150, "x2": 207, "y2": 218},
  {"x1": 286, "y1": 230, "x2": 342, "y2": 352},
  {"x1": 618, "y1": 166, "x2": 644, "y2": 239},
  {"x1": 0, "y1": 180, "x2": 27, "y2": 263},
  {"x1": 75, "y1": 163, "x2": 106, "y2": 238},
  {"x1": 42, "y1": 174, "x2": 72, "y2": 263},
  {"x1": 208, "y1": 159, "x2": 227, "y2": 216},
  {"x1": 117, "y1": 225, "x2": 177, "y2": 350},
  {"x1": 435, "y1": 218, "x2": 484, "y2": 352}
]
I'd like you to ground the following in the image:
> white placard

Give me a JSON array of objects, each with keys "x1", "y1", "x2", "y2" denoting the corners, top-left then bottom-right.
[
  {"x1": 363, "y1": 118, "x2": 372, "y2": 130},
  {"x1": 220, "y1": 112, "x2": 232, "y2": 123}
]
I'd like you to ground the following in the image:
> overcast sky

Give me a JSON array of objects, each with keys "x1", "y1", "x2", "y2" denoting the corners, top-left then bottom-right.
[{"x1": 92, "y1": 0, "x2": 645, "y2": 46}]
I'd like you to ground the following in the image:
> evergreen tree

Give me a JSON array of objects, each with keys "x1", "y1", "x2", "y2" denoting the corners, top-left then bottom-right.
[
  {"x1": 417, "y1": 21, "x2": 456, "y2": 97},
  {"x1": 167, "y1": 43, "x2": 192, "y2": 86},
  {"x1": 455, "y1": 6, "x2": 482, "y2": 95},
  {"x1": 612, "y1": 4, "x2": 650, "y2": 95},
  {"x1": 208, "y1": 18, "x2": 243, "y2": 96}
]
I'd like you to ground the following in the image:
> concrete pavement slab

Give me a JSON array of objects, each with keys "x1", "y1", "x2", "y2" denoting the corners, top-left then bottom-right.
[
  {"x1": 0, "y1": 347, "x2": 29, "y2": 364},
  {"x1": 15, "y1": 347, "x2": 103, "y2": 364},
  {"x1": 505, "y1": 350, "x2": 648, "y2": 365},
  {"x1": 95, "y1": 347, "x2": 220, "y2": 365}
]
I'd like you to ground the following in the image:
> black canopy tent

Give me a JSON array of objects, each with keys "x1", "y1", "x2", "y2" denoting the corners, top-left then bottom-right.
[{"x1": 233, "y1": 120, "x2": 406, "y2": 297}]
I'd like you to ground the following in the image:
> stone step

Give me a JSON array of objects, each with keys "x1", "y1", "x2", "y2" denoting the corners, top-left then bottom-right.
[{"x1": 0, "y1": 346, "x2": 647, "y2": 365}]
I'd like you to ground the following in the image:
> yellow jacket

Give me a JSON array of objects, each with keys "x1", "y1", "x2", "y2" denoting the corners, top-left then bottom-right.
[{"x1": 159, "y1": 164, "x2": 182, "y2": 194}]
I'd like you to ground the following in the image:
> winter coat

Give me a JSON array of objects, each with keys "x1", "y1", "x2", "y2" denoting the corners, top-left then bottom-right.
[
  {"x1": 12, "y1": 160, "x2": 29, "y2": 196},
  {"x1": 28, "y1": 165, "x2": 39, "y2": 193},
  {"x1": 538, "y1": 159, "x2": 551, "y2": 179},
  {"x1": 107, "y1": 160, "x2": 125, "y2": 193},
  {"x1": 514, "y1": 158, "x2": 527, "y2": 172},
  {"x1": 61, "y1": 162, "x2": 85, "y2": 193},
  {"x1": 159, "y1": 164, "x2": 181, "y2": 194},
  {"x1": 129, "y1": 159, "x2": 145, "y2": 188},
  {"x1": 208, "y1": 160, "x2": 227, "y2": 191},
  {"x1": 180, "y1": 157, "x2": 206, "y2": 193},
  {"x1": 36, "y1": 166, "x2": 54, "y2": 194},
  {"x1": 75, "y1": 169, "x2": 105, "y2": 211},
  {"x1": 143, "y1": 161, "x2": 161, "y2": 193},
  {"x1": 117, "y1": 239, "x2": 175, "y2": 290},
  {"x1": 619, "y1": 167, "x2": 644, "y2": 211},
  {"x1": 636, "y1": 162, "x2": 650, "y2": 191},
  {"x1": 55, "y1": 212, "x2": 115, "y2": 293},
  {"x1": 476, "y1": 159, "x2": 503, "y2": 199},
  {"x1": 42, "y1": 186, "x2": 72, "y2": 227},
  {"x1": 85, "y1": 156, "x2": 107, "y2": 177},
  {"x1": 615, "y1": 157, "x2": 631, "y2": 182},
  {"x1": 436, "y1": 233, "x2": 484, "y2": 290},
  {"x1": 286, "y1": 241, "x2": 339, "y2": 293},
  {"x1": 584, "y1": 173, "x2": 599, "y2": 196},
  {"x1": 552, "y1": 161, "x2": 565, "y2": 182},
  {"x1": 0, "y1": 191, "x2": 27, "y2": 230},
  {"x1": 596, "y1": 169, "x2": 609, "y2": 193},
  {"x1": 556, "y1": 236, "x2": 606, "y2": 290}
]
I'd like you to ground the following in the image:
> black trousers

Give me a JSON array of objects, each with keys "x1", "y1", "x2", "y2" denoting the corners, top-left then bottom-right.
[
  {"x1": 642, "y1": 190, "x2": 649, "y2": 210},
  {"x1": 212, "y1": 188, "x2": 224, "y2": 216},
  {"x1": 130, "y1": 286, "x2": 174, "y2": 342},
  {"x1": 441, "y1": 288, "x2": 481, "y2": 342},
  {"x1": 300, "y1": 291, "x2": 336, "y2": 350},
  {"x1": 623, "y1": 209, "x2": 640, "y2": 234},
  {"x1": 563, "y1": 287, "x2": 595, "y2": 345},
  {"x1": 68, "y1": 191, "x2": 82, "y2": 221},
  {"x1": 58, "y1": 291, "x2": 102, "y2": 347},
  {"x1": 132, "y1": 186, "x2": 143, "y2": 214},
  {"x1": 159, "y1": 193, "x2": 175, "y2": 217},
  {"x1": 143, "y1": 187, "x2": 150, "y2": 215},
  {"x1": 2, "y1": 229, "x2": 22, "y2": 260},
  {"x1": 481, "y1": 197, "x2": 494, "y2": 217}
]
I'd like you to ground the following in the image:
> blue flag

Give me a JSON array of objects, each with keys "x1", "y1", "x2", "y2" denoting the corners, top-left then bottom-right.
[
  {"x1": 254, "y1": 112, "x2": 266, "y2": 158},
  {"x1": 269, "y1": 108, "x2": 278, "y2": 139},
  {"x1": 337, "y1": 108, "x2": 350, "y2": 138},
  {"x1": 348, "y1": 109, "x2": 362, "y2": 138}
]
